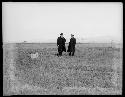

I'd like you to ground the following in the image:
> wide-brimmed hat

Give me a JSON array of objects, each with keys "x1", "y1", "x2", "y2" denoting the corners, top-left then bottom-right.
[{"x1": 60, "y1": 33, "x2": 63, "y2": 35}]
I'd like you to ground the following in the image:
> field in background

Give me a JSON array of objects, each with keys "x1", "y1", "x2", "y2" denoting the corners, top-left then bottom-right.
[{"x1": 3, "y1": 43, "x2": 122, "y2": 95}]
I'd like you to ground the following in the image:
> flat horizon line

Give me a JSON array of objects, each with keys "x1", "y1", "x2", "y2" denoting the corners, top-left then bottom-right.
[{"x1": 3, "y1": 42, "x2": 122, "y2": 44}]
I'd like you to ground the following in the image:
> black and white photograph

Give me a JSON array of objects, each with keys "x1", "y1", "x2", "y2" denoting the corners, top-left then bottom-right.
[{"x1": 3, "y1": 2, "x2": 123, "y2": 95}]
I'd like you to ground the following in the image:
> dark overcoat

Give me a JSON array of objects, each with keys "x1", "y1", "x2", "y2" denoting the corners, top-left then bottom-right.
[
  {"x1": 57, "y1": 36, "x2": 66, "y2": 52},
  {"x1": 67, "y1": 37, "x2": 76, "y2": 52}
]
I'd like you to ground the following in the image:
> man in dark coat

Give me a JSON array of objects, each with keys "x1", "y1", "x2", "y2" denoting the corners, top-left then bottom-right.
[
  {"x1": 57, "y1": 33, "x2": 66, "y2": 56},
  {"x1": 67, "y1": 34, "x2": 76, "y2": 56}
]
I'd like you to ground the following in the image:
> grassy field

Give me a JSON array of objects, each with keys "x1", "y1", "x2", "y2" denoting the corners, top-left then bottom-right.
[{"x1": 3, "y1": 43, "x2": 122, "y2": 95}]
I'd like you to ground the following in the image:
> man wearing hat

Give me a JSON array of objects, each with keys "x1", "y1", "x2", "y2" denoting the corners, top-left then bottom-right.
[
  {"x1": 57, "y1": 33, "x2": 66, "y2": 56},
  {"x1": 67, "y1": 34, "x2": 76, "y2": 56}
]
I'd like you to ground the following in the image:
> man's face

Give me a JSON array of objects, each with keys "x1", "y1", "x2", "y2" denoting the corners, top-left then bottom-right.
[
  {"x1": 60, "y1": 35, "x2": 63, "y2": 38},
  {"x1": 71, "y1": 35, "x2": 74, "y2": 38}
]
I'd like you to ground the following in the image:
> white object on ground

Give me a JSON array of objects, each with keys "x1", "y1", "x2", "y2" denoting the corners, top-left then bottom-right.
[{"x1": 30, "y1": 52, "x2": 39, "y2": 59}]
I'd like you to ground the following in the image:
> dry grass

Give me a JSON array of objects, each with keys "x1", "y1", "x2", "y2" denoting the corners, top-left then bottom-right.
[{"x1": 3, "y1": 43, "x2": 122, "y2": 95}]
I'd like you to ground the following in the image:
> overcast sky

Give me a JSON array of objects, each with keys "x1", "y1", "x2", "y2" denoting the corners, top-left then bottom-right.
[{"x1": 2, "y1": 2, "x2": 123, "y2": 43}]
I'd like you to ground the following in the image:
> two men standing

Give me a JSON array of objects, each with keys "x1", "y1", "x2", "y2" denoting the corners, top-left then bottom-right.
[{"x1": 57, "y1": 33, "x2": 76, "y2": 56}]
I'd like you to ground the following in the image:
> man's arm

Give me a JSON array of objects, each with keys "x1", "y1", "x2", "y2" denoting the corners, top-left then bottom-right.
[
  {"x1": 57, "y1": 37, "x2": 59, "y2": 46},
  {"x1": 64, "y1": 38, "x2": 66, "y2": 42},
  {"x1": 69, "y1": 39, "x2": 71, "y2": 44},
  {"x1": 74, "y1": 38, "x2": 76, "y2": 45}
]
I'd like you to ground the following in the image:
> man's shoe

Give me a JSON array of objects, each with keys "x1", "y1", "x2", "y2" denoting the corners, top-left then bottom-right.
[{"x1": 56, "y1": 53, "x2": 59, "y2": 56}]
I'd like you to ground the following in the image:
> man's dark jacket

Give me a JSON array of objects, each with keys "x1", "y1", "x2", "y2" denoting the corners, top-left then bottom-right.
[
  {"x1": 67, "y1": 37, "x2": 76, "y2": 52},
  {"x1": 57, "y1": 36, "x2": 66, "y2": 52}
]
